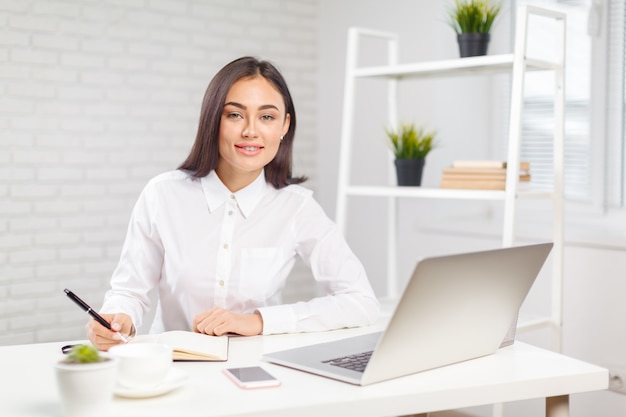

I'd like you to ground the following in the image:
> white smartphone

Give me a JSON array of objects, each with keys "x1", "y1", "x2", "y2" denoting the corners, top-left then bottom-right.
[{"x1": 223, "y1": 366, "x2": 281, "y2": 389}]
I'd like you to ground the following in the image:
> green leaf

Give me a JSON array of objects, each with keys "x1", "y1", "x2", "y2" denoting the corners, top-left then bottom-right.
[
  {"x1": 385, "y1": 123, "x2": 438, "y2": 159},
  {"x1": 447, "y1": 0, "x2": 502, "y2": 34},
  {"x1": 66, "y1": 344, "x2": 103, "y2": 364}
]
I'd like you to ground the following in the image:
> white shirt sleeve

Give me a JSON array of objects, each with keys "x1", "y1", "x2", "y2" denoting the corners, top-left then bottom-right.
[
  {"x1": 100, "y1": 181, "x2": 162, "y2": 330},
  {"x1": 257, "y1": 195, "x2": 380, "y2": 334}
]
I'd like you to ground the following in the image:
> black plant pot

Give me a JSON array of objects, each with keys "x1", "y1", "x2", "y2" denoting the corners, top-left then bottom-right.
[
  {"x1": 457, "y1": 32, "x2": 491, "y2": 58},
  {"x1": 394, "y1": 158, "x2": 425, "y2": 186}
]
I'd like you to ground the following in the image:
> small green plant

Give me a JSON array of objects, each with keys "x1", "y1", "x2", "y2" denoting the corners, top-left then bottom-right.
[
  {"x1": 385, "y1": 123, "x2": 437, "y2": 160},
  {"x1": 447, "y1": 0, "x2": 502, "y2": 34},
  {"x1": 64, "y1": 344, "x2": 104, "y2": 364}
]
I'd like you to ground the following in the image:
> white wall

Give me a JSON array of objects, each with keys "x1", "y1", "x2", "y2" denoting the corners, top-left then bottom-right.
[
  {"x1": 0, "y1": 0, "x2": 319, "y2": 345},
  {"x1": 317, "y1": 0, "x2": 626, "y2": 416}
]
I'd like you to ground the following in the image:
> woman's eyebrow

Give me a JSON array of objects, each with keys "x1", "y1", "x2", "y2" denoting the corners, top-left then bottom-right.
[
  {"x1": 258, "y1": 104, "x2": 280, "y2": 111},
  {"x1": 224, "y1": 101, "x2": 245, "y2": 109},
  {"x1": 224, "y1": 102, "x2": 279, "y2": 111}
]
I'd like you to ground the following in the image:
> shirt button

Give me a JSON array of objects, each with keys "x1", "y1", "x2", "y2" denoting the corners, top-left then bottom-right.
[
  {"x1": 218, "y1": 280, "x2": 225, "y2": 286},
  {"x1": 228, "y1": 210, "x2": 233, "y2": 216},
  {"x1": 230, "y1": 195, "x2": 236, "y2": 199},
  {"x1": 223, "y1": 243, "x2": 229, "y2": 249}
]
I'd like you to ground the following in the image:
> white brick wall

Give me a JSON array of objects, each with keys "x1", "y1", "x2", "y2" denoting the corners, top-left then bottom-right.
[{"x1": 0, "y1": 0, "x2": 319, "y2": 345}]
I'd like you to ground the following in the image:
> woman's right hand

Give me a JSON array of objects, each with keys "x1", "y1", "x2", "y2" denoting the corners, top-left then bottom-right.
[{"x1": 86, "y1": 312, "x2": 134, "y2": 351}]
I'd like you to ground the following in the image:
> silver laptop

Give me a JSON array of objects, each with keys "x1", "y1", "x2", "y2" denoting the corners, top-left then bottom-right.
[{"x1": 263, "y1": 242, "x2": 553, "y2": 386}]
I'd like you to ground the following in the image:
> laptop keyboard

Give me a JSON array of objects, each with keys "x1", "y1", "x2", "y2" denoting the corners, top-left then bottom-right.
[{"x1": 321, "y1": 350, "x2": 373, "y2": 373}]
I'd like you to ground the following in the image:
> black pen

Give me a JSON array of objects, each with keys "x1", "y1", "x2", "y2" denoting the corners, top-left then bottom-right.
[{"x1": 64, "y1": 288, "x2": 129, "y2": 343}]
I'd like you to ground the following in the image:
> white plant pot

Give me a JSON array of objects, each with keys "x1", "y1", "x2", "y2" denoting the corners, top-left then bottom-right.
[{"x1": 55, "y1": 357, "x2": 117, "y2": 417}]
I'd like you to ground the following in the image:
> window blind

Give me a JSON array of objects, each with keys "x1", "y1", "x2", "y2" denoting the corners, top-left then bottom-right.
[
  {"x1": 622, "y1": 0, "x2": 626, "y2": 207},
  {"x1": 610, "y1": 0, "x2": 626, "y2": 206}
]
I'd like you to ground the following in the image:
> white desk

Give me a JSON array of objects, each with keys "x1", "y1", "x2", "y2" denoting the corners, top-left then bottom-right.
[{"x1": 0, "y1": 325, "x2": 608, "y2": 417}]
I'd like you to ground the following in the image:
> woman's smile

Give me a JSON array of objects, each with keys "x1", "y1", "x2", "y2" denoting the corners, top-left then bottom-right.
[{"x1": 235, "y1": 143, "x2": 264, "y2": 155}]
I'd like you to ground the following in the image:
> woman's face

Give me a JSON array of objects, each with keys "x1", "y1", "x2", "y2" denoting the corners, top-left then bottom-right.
[{"x1": 216, "y1": 76, "x2": 290, "y2": 189}]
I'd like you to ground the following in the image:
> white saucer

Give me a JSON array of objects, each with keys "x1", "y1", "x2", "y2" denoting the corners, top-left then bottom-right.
[{"x1": 114, "y1": 368, "x2": 189, "y2": 399}]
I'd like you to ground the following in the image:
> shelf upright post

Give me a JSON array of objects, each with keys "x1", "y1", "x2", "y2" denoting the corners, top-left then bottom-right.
[
  {"x1": 495, "y1": 8, "x2": 526, "y2": 408},
  {"x1": 509, "y1": 5, "x2": 566, "y2": 353},
  {"x1": 550, "y1": 7, "x2": 566, "y2": 354},
  {"x1": 385, "y1": 35, "x2": 399, "y2": 299},
  {"x1": 336, "y1": 28, "x2": 400, "y2": 299},
  {"x1": 335, "y1": 27, "x2": 360, "y2": 236},
  {"x1": 502, "y1": 5, "x2": 530, "y2": 248}
]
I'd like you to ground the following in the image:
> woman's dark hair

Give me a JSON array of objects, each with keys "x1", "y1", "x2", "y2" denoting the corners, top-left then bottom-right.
[{"x1": 178, "y1": 56, "x2": 306, "y2": 188}]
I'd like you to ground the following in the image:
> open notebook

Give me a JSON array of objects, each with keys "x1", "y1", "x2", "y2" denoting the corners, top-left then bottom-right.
[
  {"x1": 263, "y1": 243, "x2": 552, "y2": 385},
  {"x1": 133, "y1": 331, "x2": 229, "y2": 361}
]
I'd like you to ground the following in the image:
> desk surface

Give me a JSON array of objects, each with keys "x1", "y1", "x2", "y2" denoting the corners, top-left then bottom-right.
[{"x1": 0, "y1": 324, "x2": 608, "y2": 417}]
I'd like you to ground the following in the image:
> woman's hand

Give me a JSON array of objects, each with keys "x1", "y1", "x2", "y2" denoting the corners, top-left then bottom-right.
[
  {"x1": 193, "y1": 308, "x2": 263, "y2": 336},
  {"x1": 86, "y1": 312, "x2": 134, "y2": 351}
]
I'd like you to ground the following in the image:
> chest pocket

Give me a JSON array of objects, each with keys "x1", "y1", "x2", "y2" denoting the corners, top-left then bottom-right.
[{"x1": 239, "y1": 248, "x2": 285, "y2": 302}]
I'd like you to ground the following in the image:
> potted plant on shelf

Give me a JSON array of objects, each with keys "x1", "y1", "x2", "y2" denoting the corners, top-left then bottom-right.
[
  {"x1": 447, "y1": 0, "x2": 502, "y2": 58},
  {"x1": 385, "y1": 123, "x2": 437, "y2": 186},
  {"x1": 55, "y1": 344, "x2": 118, "y2": 417}
]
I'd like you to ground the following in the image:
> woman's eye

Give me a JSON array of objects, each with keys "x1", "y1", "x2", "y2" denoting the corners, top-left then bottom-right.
[
  {"x1": 261, "y1": 114, "x2": 275, "y2": 121},
  {"x1": 227, "y1": 113, "x2": 243, "y2": 119}
]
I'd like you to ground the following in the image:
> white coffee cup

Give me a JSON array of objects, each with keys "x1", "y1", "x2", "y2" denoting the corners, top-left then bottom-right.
[{"x1": 109, "y1": 343, "x2": 172, "y2": 390}]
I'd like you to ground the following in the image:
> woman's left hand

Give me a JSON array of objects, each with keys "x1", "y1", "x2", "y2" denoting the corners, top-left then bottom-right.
[{"x1": 192, "y1": 308, "x2": 263, "y2": 336}]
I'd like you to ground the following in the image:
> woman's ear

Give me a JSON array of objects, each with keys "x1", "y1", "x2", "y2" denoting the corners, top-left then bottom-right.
[{"x1": 282, "y1": 113, "x2": 291, "y2": 137}]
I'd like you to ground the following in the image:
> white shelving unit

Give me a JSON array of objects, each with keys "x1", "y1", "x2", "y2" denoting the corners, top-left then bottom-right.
[{"x1": 336, "y1": 5, "x2": 566, "y2": 351}]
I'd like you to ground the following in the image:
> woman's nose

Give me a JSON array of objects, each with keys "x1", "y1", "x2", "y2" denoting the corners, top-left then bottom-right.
[{"x1": 242, "y1": 119, "x2": 258, "y2": 138}]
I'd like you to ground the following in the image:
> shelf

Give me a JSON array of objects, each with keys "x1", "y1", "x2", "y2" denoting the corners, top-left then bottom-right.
[
  {"x1": 353, "y1": 54, "x2": 559, "y2": 80},
  {"x1": 337, "y1": 5, "x2": 566, "y2": 361},
  {"x1": 345, "y1": 185, "x2": 554, "y2": 200}
]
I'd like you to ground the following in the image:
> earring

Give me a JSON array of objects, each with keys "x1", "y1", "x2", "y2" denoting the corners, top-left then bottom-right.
[{"x1": 280, "y1": 136, "x2": 284, "y2": 142}]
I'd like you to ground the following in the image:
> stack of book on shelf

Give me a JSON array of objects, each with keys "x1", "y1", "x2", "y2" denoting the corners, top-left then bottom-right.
[{"x1": 440, "y1": 160, "x2": 531, "y2": 190}]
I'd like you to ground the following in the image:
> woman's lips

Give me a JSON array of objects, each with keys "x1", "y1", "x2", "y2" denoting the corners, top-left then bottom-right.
[{"x1": 235, "y1": 144, "x2": 263, "y2": 155}]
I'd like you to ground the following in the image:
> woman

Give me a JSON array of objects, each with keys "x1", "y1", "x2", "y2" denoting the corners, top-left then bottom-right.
[{"x1": 88, "y1": 56, "x2": 379, "y2": 351}]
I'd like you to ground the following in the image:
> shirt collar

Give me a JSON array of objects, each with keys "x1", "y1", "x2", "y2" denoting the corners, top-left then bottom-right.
[{"x1": 200, "y1": 170, "x2": 267, "y2": 218}]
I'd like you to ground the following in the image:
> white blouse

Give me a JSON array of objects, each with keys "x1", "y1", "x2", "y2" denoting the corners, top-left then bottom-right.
[{"x1": 100, "y1": 170, "x2": 380, "y2": 335}]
